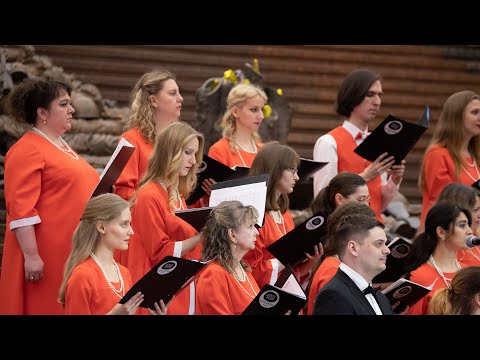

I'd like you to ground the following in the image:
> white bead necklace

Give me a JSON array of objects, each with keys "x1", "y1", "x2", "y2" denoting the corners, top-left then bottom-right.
[
  {"x1": 232, "y1": 265, "x2": 258, "y2": 299},
  {"x1": 90, "y1": 252, "x2": 125, "y2": 299},
  {"x1": 158, "y1": 180, "x2": 185, "y2": 211},
  {"x1": 461, "y1": 161, "x2": 480, "y2": 183},
  {"x1": 269, "y1": 210, "x2": 286, "y2": 236},
  {"x1": 234, "y1": 137, "x2": 257, "y2": 168},
  {"x1": 429, "y1": 255, "x2": 461, "y2": 290},
  {"x1": 31, "y1": 127, "x2": 79, "y2": 160}
]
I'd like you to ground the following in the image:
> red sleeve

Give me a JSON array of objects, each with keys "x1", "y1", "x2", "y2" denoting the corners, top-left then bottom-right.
[
  {"x1": 207, "y1": 142, "x2": 225, "y2": 164},
  {"x1": 4, "y1": 141, "x2": 44, "y2": 226},
  {"x1": 195, "y1": 265, "x2": 235, "y2": 315},
  {"x1": 115, "y1": 135, "x2": 140, "y2": 201}
]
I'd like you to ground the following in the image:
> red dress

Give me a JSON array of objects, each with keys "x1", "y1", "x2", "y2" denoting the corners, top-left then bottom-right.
[
  {"x1": 307, "y1": 256, "x2": 341, "y2": 315},
  {"x1": 208, "y1": 137, "x2": 263, "y2": 168},
  {"x1": 65, "y1": 258, "x2": 132, "y2": 315},
  {"x1": 127, "y1": 182, "x2": 201, "y2": 315},
  {"x1": 0, "y1": 131, "x2": 99, "y2": 314}
]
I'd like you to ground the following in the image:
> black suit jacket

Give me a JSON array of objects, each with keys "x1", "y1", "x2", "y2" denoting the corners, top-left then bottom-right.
[{"x1": 313, "y1": 268, "x2": 394, "y2": 315}]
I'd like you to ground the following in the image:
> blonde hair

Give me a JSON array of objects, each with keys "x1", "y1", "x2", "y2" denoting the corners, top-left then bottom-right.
[
  {"x1": 201, "y1": 200, "x2": 259, "y2": 274},
  {"x1": 126, "y1": 69, "x2": 176, "y2": 144},
  {"x1": 419, "y1": 90, "x2": 480, "y2": 191},
  {"x1": 138, "y1": 121, "x2": 204, "y2": 211},
  {"x1": 58, "y1": 193, "x2": 130, "y2": 306},
  {"x1": 220, "y1": 83, "x2": 267, "y2": 151}
]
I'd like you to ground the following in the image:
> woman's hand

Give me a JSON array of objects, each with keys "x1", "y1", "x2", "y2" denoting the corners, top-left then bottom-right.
[
  {"x1": 107, "y1": 292, "x2": 144, "y2": 315},
  {"x1": 148, "y1": 299, "x2": 171, "y2": 315}
]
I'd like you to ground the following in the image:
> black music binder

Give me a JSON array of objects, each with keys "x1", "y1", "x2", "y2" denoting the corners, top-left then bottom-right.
[
  {"x1": 242, "y1": 265, "x2": 306, "y2": 315},
  {"x1": 120, "y1": 256, "x2": 208, "y2": 309},
  {"x1": 266, "y1": 210, "x2": 328, "y2": 267},
  {"x1": 174, "y1": 207, "x2": 213, "y2": 232},
  {"x1": 297, "y1": 158, "x2": 328, "y2": 180},
  {"x1": 381, "y1": 278, "x2": 436, "y2": 314},
  {"x1": 373, "y1": 237, "x2": 412, "y2": 283},
  {"x1": 91, "y1": 138, "x2": 135, "y2": 197},
  {"x1": 354, "y1": 112, "x2": 428, "y2": 164},
  {"x1": 186, "y1": 154, "x2": 249, "y2": 205}
]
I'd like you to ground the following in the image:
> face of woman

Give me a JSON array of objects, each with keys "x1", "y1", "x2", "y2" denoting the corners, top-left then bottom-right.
[
  {"x1": 102, "y1": 207, "x2": 134, "y2": 252},
  {"x1": 233, "y1": 95, "x2": 265, "y2": 133},
  {"x1": 232, "y1": 222, "x2": 258, "y2": 253},
  {"x1": 276, "y1": 166, "x2": 299, "y2": 195},
  {"x1": 462, "y1": 99, "x2": 480, "y2": 138},
  {"x1": 470, "y1": 196, "x2": 480, "y2": 231},
  {"x1": 179, "y1": 137, "x2": 199, "y2": 176},
  {"x1": 40, "y1": 92, "x2": 75, "y2": 135},
  {"x1": 150, "y1": 79, "x2": 183, "y2": 129},
  {"x1": 340, "y1": 185, "x2": 370, "y2": 206},
  {"x1": 445, "y1": 211, "x2": 473, "y2": 251}
]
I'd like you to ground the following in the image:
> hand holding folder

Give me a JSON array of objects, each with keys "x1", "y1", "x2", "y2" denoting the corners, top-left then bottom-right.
[
  {"x1": 354, "y1": 108, "x2": 429, "y2": 165},
  {"x1": 381, "y1": 278, "x2": 437, "y2": 314}
]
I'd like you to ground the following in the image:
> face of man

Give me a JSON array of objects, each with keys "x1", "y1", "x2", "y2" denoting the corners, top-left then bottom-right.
[
  {"x1": 354, "y1": 226, "x2": 389, "y2": 280},
  {"x1": 350, "y1": 80, "x2": 382, "y2": 124}
]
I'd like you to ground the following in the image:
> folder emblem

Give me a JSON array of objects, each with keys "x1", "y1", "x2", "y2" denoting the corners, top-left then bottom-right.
[
  {"x1": 196, "y1": 160, "x2": 207, "y2": 174},
  {"x1": 259, "y1": 290, "x2": 280, "y2": 308},
  {"x1": 384, "y1": 120, "x2": 403, "y2": 135},
  {"x1": 392, "y1": 285, "x2": 413, "y2": 299},
  {"x1": 390, "y1": 243, "x2": 410, "y2": 258},
  {"x1": 306, "y1": 215, "x2": 325, "y2": 230},
  {"x1": 156, "y1": 260, "x2": 178, "y2": 275}
]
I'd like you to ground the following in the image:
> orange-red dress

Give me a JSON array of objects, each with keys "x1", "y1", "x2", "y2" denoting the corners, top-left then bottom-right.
[
  {"x1": 114, "y1": 128, "x2": 153, "y2": 201},
  {"x1": 195, "y1": 261, "x2": 260, "y2": 315},
  {"x1": 307, "y1": 256, "x2": 341, "y2": 315},
  {"x1": 64, "y1": 257, "x2": 132, "y2": 315},
  {"x1": 0, "y1": 131, "x2": 99, "y2": 314},
  {"x1": 406, "y1": 262, "x2": 464, "y2": 315},
  {"x1": 114, "y1": 128, "x2": 153, "y2": 266},
  {"x1": 244, "y1": 211, "x2": 295, "y2": 289},
  {"x1": 420, "y1": 144, "x2": 479, "y2": 225},
  {"x1": 457, "y1": 248, "x2": 480, "y2": 266},
  {"x1": 127, "y1": 182, "x2": 201, "y2": 315},
  {"x1": 208, "y1": 137, "x2": 263, "y2": 168}
]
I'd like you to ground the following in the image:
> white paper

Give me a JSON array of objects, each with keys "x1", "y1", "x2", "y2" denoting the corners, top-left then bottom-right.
[{"x1": 99, "y1": 137, "x2": 134, "y2": 181}]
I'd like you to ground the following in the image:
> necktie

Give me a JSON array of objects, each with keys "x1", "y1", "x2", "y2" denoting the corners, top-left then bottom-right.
[
  {"x1": 355, "y1": 131, "x2": 363, "y2": 140},
  {"x1": 363, "y1": 285, "x2": 379, "y2": 296}
]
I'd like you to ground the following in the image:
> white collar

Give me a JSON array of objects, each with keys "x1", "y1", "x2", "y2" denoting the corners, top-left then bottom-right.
[
  {"x1": 342, "y1": 120, "x2": 369, "y2": 140},
  {"x1": 339, "y1": 262, "x2": 371, "y2": 292}
]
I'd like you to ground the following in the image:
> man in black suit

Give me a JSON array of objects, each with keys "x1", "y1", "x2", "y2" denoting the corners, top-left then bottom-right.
[{"x1": 313, "y1": 214, "x2": 394, "y2": 315}]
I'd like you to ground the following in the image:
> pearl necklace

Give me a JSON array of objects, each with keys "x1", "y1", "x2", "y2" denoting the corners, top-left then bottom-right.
[
  {"x1": 158, "y1": 180, "x2": 185, "y2": 211},
  {"x1": 462, "y1": 161, "x2": 480, "y2": 182},
  {"x1": 269, "y1": 210, "x2": 286, "y2": 236},
  {"x1": 234, "y1": 137, "x2": 257, "y2": 168},
  {"x1": 429, "y1": 255, "x2": 461, "y2": 290},
  {"x1": 90, "y1": 252, "x2": 125, "y2": 299},
  {"x1": 232, "y1": 266, "x2": 258, "y2": 299},
  {"x1": 31, "y1": 127, "x2": 79, "y2": 160}
]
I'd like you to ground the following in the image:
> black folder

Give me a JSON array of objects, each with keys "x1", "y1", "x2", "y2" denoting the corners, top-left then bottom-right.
[
  {"x1": 242, "y1": 265, "x2": 306, "y2": 315},
  {"x1": 372, "y1": 237, "x2": 412, "y2": 283},
  {"x1": 381, "y1": 278, "x2": 436, "y2": 314},
  {"x1": 186, "y1": 154, "x2": 250, "y2": 205},
  {"x1": 297, "y1": 158, "x2": 329, "y2": 180},
  {"x1": 119, "y1": 256, "x2": 208, "y2": 309},
  {"x1": 91, "y1": 138, "x2": 135, "y2": 197},
  {"x1": 266, "y1": 210, "x2": 329, "y2": 267},
  {"x1": 354, "y1": 112, "x2": 428, "y2": 165},
  {"x1": 471, "y1": 179, "x2": 480, "y2": 191},
  {"x1": 174, "y1": 207, "x2": 213, "y2": 232}
]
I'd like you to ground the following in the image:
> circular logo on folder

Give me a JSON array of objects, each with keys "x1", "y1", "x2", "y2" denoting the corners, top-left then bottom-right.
[
  {"x1": 196, "y1": 161, "x2": 207, "y2": 174},
  {"x1": 306, "y1": 216, "x2": 324, "y2": 230},
  {"x1": 393, "y1": 285, "x2": 412, "y2": 299},
  {"x1": 391, "y1": 243, "x2": 410, "y2": 259},
  {"x1": 259, "y1": 290, "x2": 280, "y2": 308},
  {"x1": 157, "y1": 260, "x2": 178, "y2": 275},
  {"x1": 384, "y1": 120, "x2": 403, "y2": 135}
]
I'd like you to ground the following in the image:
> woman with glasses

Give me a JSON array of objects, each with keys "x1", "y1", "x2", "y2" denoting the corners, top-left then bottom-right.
[{"x1": 244, "y1": 142, "x2": 323, "y2": 292}]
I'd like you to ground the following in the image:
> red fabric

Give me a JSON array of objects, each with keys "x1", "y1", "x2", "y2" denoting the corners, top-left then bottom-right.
[
  {"x1": 208, "y1": 137, "x2": 263, "y2": 168},
  {"x1": 64, "y1": 258, "x2": 132, "y2": 315},
  {"x1": 329, "y1": 126, "x2": 382, "y2": 221},
  {"x1": 307, "y1": 256, "x2": 341, "y2": 314},
  {"x1": 195, "y1": 261, "x2": 260, "y2": 315},
  {"x1": 0, "y1": 132, "x2": 99, "y2": 314},
  {"x1": 127, "y1": 182, "x2": 201, "y2": 315},
  {"x1": 355, "y1": 131, "x2": 363, "y2": 140}
]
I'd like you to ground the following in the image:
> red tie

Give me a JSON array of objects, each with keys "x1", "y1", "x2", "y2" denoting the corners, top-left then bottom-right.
[{"x1": 355, "y1": 131, "x2": 363, "y2": 140}]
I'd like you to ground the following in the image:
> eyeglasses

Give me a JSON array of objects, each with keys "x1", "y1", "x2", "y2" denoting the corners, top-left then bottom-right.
[
  {"x1": 352, "y1": 195, "x2": 371, "y2": 203},
  {"x1": 286, "y1": 167, "x2": 299, "y2": 175}
]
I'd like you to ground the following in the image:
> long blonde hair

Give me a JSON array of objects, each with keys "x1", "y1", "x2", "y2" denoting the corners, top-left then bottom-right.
[
  {"x1": 419, "y1": 90, "x2": 480, "y2": 191},
  {"x1": 138, "y1": 121, "x2": 204, "y2": 211},
  {"x1": 220, "y1": 83, "x2": 267, "y2": 151},
  {"x1": 126, "y1": 69, "x2": 176, "y2": 144},
  {"x1": 58, "y1": 193, "x2": 130, "y2": 306}
]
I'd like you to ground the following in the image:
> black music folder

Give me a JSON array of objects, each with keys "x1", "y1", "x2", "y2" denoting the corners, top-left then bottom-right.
[
  {"x1": 297, "y1": 158, "x2": 328, "y2": 180},
  {"x1": 354, "y1": 112, "x2": 428, "y2": 164},
  {"x1": 186, "y1": 154, "x2": 249, "y2": 205},
  {"x1": 381, "y1": 278, "x2": 436, "y2": 314},
  {"x1": 373, "y1": 237, "x2": 412, "y2": 283},
  {"x1": 242, "y1": 265, "x2": 306, "y2": 315},
  {"x1": 471, "y1": 179, "x2": 480, "y2": 191},
  {"x1": 91, "y1": 138, "x2": 135, "y2": 197},
  {"x1": 120, "y1": 256, "x2": 208, "y2": 309},
  {"x1": 174, "y1": 207, "x2": 213, "y2": 232},
  {"x1": 266, "y1": 210, "x2": 328, "y2": 267}
]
